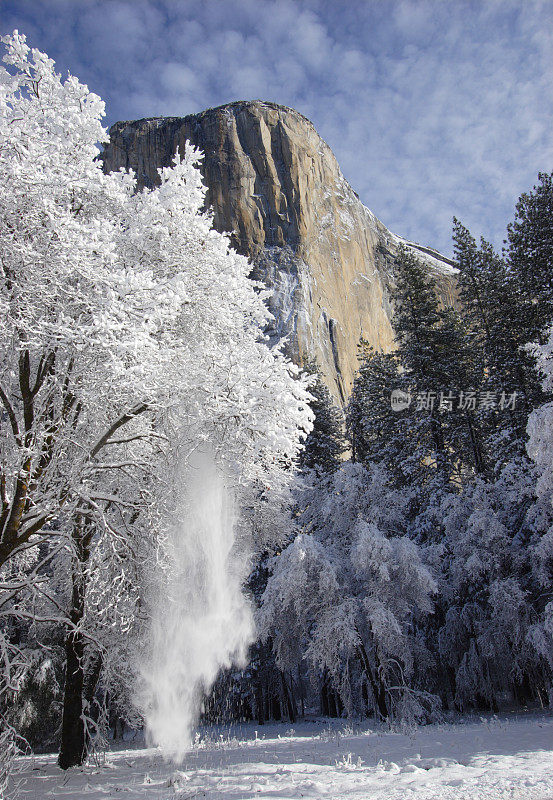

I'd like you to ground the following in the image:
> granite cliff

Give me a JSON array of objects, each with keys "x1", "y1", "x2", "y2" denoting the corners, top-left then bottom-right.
[{"x1": 102, "y1": 100, "x2": 457, "y2": 404}]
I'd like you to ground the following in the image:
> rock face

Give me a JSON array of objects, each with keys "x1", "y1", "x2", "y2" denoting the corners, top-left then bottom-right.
[{"x1": 102, "y1": 100, "x2": 457, "y2": 404}]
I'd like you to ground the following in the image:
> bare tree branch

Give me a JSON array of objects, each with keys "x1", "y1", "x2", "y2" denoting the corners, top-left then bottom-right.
[
  {"x1": 90, "y1": 403, "x2": 149, "y2": 459},
  {"x1": 0, "y1": 382, "x2": 21, "y2": 445}
]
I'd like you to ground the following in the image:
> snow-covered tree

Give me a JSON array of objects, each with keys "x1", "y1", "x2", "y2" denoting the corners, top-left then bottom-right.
[
  {"x1": 260, "y1": 462, "x2": 437, "y2": 721},
  {"x1": 0, "y1": 31, "x2": 312, "y2": 770},
  {"x1": 525, "y1": 326, "x2": 553, "y2": 697},
  {"x1": 424, "y1": 460, "x2": 550, "y2": 710}
]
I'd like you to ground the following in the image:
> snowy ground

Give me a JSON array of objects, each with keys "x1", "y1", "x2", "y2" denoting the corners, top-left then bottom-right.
[{"x1": 11, "y1": 712, "x2": 553, "y2": 800}]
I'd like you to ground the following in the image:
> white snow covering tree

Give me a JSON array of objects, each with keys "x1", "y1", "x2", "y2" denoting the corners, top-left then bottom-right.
[
  {"x1": 424, "y1": 464, "x2": 546, "y2": 711},
  {"x1": 0, "y1": 30, "x2": 312, "y2": 771},
  {"x1": 526, "y1": 328, "x2": 553, "y2": 695},
  {"x1": 260, "y1": 462, "x2": 437, "y2": 721}
]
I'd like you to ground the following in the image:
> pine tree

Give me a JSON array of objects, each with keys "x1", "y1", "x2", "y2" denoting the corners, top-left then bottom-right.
[
  {"x1": 299, "y1": 364, "x2": 346, "y2": 475},
  {"x1": 346, "y1": 343, "x2": 406, "y2": 474},
  {"x1": 453, "y1": 219, "x2": 546, "y2": 466},
  {"x1": 347, "y1": 247, "x2": 487, "y2": 490},
  {"x1": 391, "y1": 245, "x2": 489, "y2": 484},
  {"x1": 393, "y1": 246, "x2": 442, "y2": 379},
  {"x1": 436, "y1": 307, "x2": 487, "y2": 476},
  {"x1": 453, "y1": 219, "x2": 529, "y2": 374},
  {"x1": 507, "y1": 172, "x2": 553, "y2": 335},
  {"x1": 392, "y1": 247, "x2": 458, "y2": 483}
]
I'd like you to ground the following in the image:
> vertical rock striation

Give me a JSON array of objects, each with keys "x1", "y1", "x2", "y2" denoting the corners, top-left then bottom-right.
[{"x1": 102, "y1": 100, "x2": 456, "y2": 404}]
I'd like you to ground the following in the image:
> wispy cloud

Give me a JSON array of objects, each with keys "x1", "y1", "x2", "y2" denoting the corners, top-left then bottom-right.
[{"x1": 2, "y1": 0, "x2": 551, "y2": 256}]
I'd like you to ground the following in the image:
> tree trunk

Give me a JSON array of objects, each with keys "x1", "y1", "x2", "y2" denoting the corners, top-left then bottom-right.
[
  {"x1": 280, "y1": 671, "x2": 297, "y2": 723},
  {"x1": 357, "y1": 642, "x2": 388, "y2": 719},
  {"x1": 465, "y1": 410, "x2": 486, "y2": 475},
  {"x1": 320, "y1": 670, "x2": 330, "y2": 716},
  {"x1": 297, "y1": 665, "x2": 305, "y2": 718},
  {"x1": 362, "y1": 680, "x2": 369, "y2": 714},
  {"x1": 270, "y1": 691, "x2": 281, "y2": 720},
  {"x1": 58, "y1": 626, "x2": 86, "y2": 769},
  {"x1": 82, "y1": 650, "x2": 103, "y2": 749},
  {"x1": 83, "y1": 650, "x2": 102, "y2": 713},
  {"x1": 328, "y1": 687, "x2": 338, "y2": 718},
  {"x1": 255, "y1": 680, "x2": 265, "y2": 725},
  {"x1": 58, "y1": 515, "x2": 93, "y2": 770}
]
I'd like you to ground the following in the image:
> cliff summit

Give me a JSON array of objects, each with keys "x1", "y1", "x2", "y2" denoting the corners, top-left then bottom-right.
[{"x1": 102, "y1": 100, "x2": 456, "y2": 403}]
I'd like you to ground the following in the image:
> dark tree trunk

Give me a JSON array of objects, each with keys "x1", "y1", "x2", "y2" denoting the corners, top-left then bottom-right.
[
  {"x1": 362, "y1": 680, "x2": 369, "y2": 714},
  {"x1": 255, "y1": 681, "x2": 265, "y2": 725},
  {"x1": 465, "y1": 410, "x2": 486, "y2": 475},
  {"x1": 280, "y1": 671, "x2": 297, "y2": 723},
  {"x1": 328, "y1": 688, "x2": 338, "y2": 718},
  {"x1": 297, "y1": 665, "x2": 305, "y2": 718},
  {"x1": 512, "y1": 671, "x2": 535, "y2": 706},
  {"x1": 335, "y1": 689, "x2": 344, "y2": 717},
  {"x1": 357, "y1": 642, "x2": 388, "y2": 719},
  {"x1": 58, "y1": 627, "x2": 86, "y2": 769},
  {"x1": 443, "y1": 664, "x2": 458, "y2": 711},
  {"x1": 270, "y1": 692, "x2": 281, "y2": 720},
  {"x1": 82, "y1": 650, "x2": 103, "y2": 748},
  {"x1": 320, "y1": 671, "x2": 330, "y2": 716},
  {"x1": 83, "y1": 650, "x2": 102, "y2": 712},
  {"x1": 58, "y1": 514, "x2": 93, "y2": 770}
]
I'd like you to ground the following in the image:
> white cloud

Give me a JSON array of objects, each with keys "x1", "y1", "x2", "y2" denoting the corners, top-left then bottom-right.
[{"x1": 2, "y1": 0, "x2": 551, "y2": 256}]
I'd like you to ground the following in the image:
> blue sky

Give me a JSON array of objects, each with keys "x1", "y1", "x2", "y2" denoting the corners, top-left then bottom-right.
[{"x1": 2, "y1": 0, "x2": 551, "y2": 256}]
